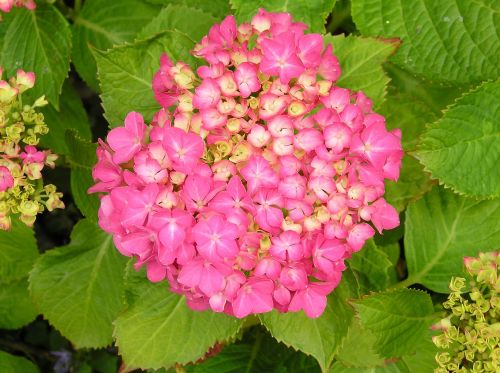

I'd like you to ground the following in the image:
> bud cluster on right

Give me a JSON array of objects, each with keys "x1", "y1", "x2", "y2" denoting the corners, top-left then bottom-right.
[{"x1": 433, "y1": 252, "x2": 499, "y2": 372}]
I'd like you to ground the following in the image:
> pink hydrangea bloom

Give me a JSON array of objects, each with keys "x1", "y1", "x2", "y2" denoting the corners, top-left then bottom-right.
[
  {"x1": 90, "y1": 10, "x2": 403, "y2": 319},
  {"x1": 0, "y1": 166, "x2": 14, "y2": 192}
]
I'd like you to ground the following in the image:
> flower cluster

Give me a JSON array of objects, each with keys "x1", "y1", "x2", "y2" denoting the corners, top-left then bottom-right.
[
  {"x1": 90, "y1": 10, "x2": 402, "y2": 318},
  {"x1": 433, "y1": 252, "x2": 499, "y2": 372},
  {"x1": 0, "y1": 0, "x2": 35, "y2": 17},
  {"x1": 0, "y1": 68, "x2": 63, "y2": 230}
]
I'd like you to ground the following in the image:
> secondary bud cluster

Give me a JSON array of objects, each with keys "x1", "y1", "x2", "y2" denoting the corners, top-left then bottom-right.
[
  {"x1": 433, "y1": 252, "x2": 499, "y2": 372},
  {"x1": 91, "y1": 10, "x2": 402, "y2": 318},
  {"x1": 0, "y1": 68, "x2": 63, "y2": 229}
]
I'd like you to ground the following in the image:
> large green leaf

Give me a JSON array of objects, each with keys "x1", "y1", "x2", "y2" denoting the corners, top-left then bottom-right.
[
  {"x1": 65, "y1": 131, "x2": 100, "y2": 220},
  {"x1": 416, "y1": 79, "x2": 500, "y2": 199},
  {"x1": 352, "y1": 289, "x2": 434, "y2": 358},
  {"x1": 404, "y1": 186, "x2": 500, "y2": 293},
  {"x1": 39, "y1": 81, "x2": 91, "y2": 155},
  {"x1": 186, "y1": 327, "x2": 320, "y2": 373},
  {"x1": 114, "y1": 268, "x2": 244, "y2": 371},
  {"x1": 351, "y1": 0, "x2": 500, "y2": 84},
  {"x1": 348, "y1": 239, "x2": 395, "y2": 291},
  {"x1": 259, "y1": 270, "x2": 359, "y2": 371},
  {"x1": 0, "y1": 278, "x2": 38, "y2": 329},
  {"x1": 230, "y1": 0, "x2": 336, "y2": 33},
  {"x1": 138, "y1": 4, "x2": 217, "y2": 41},
  {"x1": 0, "y1": 221, "x2": 38, "y2": 285},
  {"x1": 326, "y1": 34, "x2": 398, "y2": 108},
  {"x1": 29, "y1": 219, "x2": 127, "y2": 348},
  {"x1": 94, "y1": 30, "x2": 198, "y2": 127},
  {"x1": 0, "y1": 351, "x2": 38, "y2": 373},
  {"x1": 72, "y1": 0, "x2": 160, "y2": 91},
  {"x1": 335, "y1": 319, "x2": 384, "y2": 368},
  {"x1": 145, "y1": 0, "x2": 231, "y2": 18},
  {"x1": 1, "y1": 4, "x2": 71, "y2": 108}
]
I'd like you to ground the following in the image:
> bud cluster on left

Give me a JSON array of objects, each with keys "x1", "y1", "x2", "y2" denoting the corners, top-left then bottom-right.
[{"x1": 0, "y1": 68, "x2": 63, "y2": 230}]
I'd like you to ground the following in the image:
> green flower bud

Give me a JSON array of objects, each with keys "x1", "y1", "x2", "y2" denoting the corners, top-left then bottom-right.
[
  {"x1": 5, "y1": 122, "x2": 24, "y2": 141},
  {"x1": 18, "y1": 200, "x2": 39, "y2": 216},
  {"x1": 0, "y1": 215, "x2": 11, "y2": 230},
  {"x1": 436, "y1": 352, "x2": 451, "y2": 366},
  {"x1": 33, "y1": 95, "x2": 48, "y2": 108},
  {"x1": 19, "y1": 213, "x2": 36, "y2": 227},
  {"x1": 450, "y1": 277, "x2": 466, "y2": 292}
]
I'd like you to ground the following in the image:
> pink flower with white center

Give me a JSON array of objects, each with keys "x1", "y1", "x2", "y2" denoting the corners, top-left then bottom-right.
[
  {"x1": 278, "y1": 175, "x2": 306, "y2": 200},
  {"x1": 19, "y1": 145, "x2": 45, "y2": 164},
  {"x1": 312, "y1": 234, "x2": 346, "y2": 274},
  {"x1": 162, "y1": 127, "x2": 204, "y2": 173},
  {"x1": 193, "y1": 78, "x2": 220, "y2": 109},
  {"x1": 318, "y1": 44, "x2": 341, "y2": 82},
  {"x1": 120, "y1": 184, "x2": 159, "y2": 228},
  {"x1": 320, "y1": 87, "x2": 350, "y2": 113},
  {"x1": 272, "y1": 135, "x2": 294, "y2": 156},
  {"x1": 232, "y1": 277, "x2": 274, "y2": 318},
  {"x1": 254, "y1": 257, "x2": 281, "y2": 280},
  {"x1": 151, "y1": 208, "x2": 193, "y2": 256},
  {"x1": 240, "y1": 155, "x2": 279, "y2": 194},
  {"x1": 0, "y1": 166, "x2": 13, "y2": 192},
  {"x1": 259, "y1": 93, "x2": 288, "y2": 119},
  {"x1": 15, "y1": 70, "x2": 35, "y2": 93},
  {"x1": 182, "y1": 174, "x2": 223, "y2": 212},
  {"x1": 324, "y1": 123, "x2": 352, "y2": 153},
  {"x1": 193, "y1": 215, "x2": 239, "y2": 261},
  {"x1": 268, "y1": 115, "x2": 294, "y2": 137},
  {"x1": 286, "y1": 199, "x2": 313, "y2": 222},
  {"x1": 247, "y1": 125, "x2": 271, "y2": 148},
  {"x1": 351, "y1": 122, "x2": 402, "y2": 168},
  {"x1": 260, "y1": 32, "x2": 305, "y2": 84},
  {"x1": 270, "y1": 230, "x2": 303, "y2": 261},
  {"x1": 107, "y1": 112, "x2": 146, "y2": 164},
  {"x1": 234, "y1": 62, "x2": 260, "y2": 98},
  {"x1": 178, "y1": 258, "x2": 228, "y2": 296},
  {"x1": 217, "y1": 71, "x2": 238, "y2": 97},
  {"x1": 309, "y1": 176, "x2": 336, "y2": 202},
  {"x1": 254, "y1": 188, "x2": 284, "y2": 234},
  {"x1": 133, "y1": 152, "x2": 168, "y2": 184},
  {"x1": 209, "y1": 176, "x2": 254, "y2": 213}
]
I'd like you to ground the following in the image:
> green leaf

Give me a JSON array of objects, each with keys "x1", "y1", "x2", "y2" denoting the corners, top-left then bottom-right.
[
  {"x1": 71, "y1": 168, "x2": 100, "y2": 221},
  {"x1": 64, "y1": 131, "x2": 100, "y2": 220},
  {"x1": 335, "y1": 319, "x2": 384, "y2": 368},
  {"x1": 351, "y1": 0, "x2": 500, "y2": 84},
  {"x1": 1, "y1": 4, "x2": 71, "y2": 108},
  {"x1": 72, "y1": 0, "x2": 160, "y2": 91},
  {"x1": 138, "y1": 4, "x2": 217, "y2": 41},
  {"x1": 416, "y1": 79, "x2": 500, "y2": 199},
  {"x1": 38, "y1": 81, "x2": 91, "y2": 155},
  {"x1": 0, "y1": 220, "x2": 38, "y2": 284},
  {"x1": 0, "y1": 278, "x2": 38, "y2": 329},
  {"x1": 348, "y1": 239, "x2": 395, "y2": 291},
  {"x1": 352, "y1": 289, "x2": 434, "y2": 358},
  {"x1": 144, "y1": 0, "x2": 231, "y2": 18},
  {"x1": 94, "y1": 30, "x2": 198, "y2": 127},
  {"x1": 230, "y1": 0, "x2": 336, "y2": 33},
  {"x1": 259, "y1": 269, "x2": 359, "y2": 371},
  {"x1": 114, "y1": 268, "x2": 243, "y2": 371},
  {"x1": 29, "y1": 219, "x2": 127, "y2": 348},
  {"x1": 329, "y1": 363, "x2": 402, "y2": 372},
  {"x1": 0, "y1": 351, "x2": 38, "y2": 373},
  {"x1": 65, "y1": 130, "x2": 97, "y2": 168},
  {"x1": 404, "y1": 186, "x2": 500, "y2": 293},
  {"x1": 186, "y1": 327, "x2": 320, "y2": 373},
  {"x1": 325, "y1": 34, "x2": 398, "y2": 108},
  {"x1": 395, "y1": 332, "x2": 438, "y2": 372}
]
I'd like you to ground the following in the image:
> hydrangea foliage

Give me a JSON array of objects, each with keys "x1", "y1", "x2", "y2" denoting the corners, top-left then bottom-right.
[
  {"x1": 0, "y1": 68, "x2": 63, "y2": 229},
  {"x1": 90, "y1": 10, "x2": 402, "y2": 318}
]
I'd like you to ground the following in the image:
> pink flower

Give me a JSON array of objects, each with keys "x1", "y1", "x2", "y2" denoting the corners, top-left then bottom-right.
[
  {"x1": 240, "y1": 156, "x2": 279, "y2": 194},
  {"x1": 193, "y1": 215, "x2": 239, "y2": 260},
  {"x1": 232, "y1": 277, "x2": 274, "y2": 318},
  {"x1": 288, "y1": 282, "x2": 334, "y2": 318},
  {"x1": 0, "y1": 166, "x2": 13, "y2": 192},
  {"x1": 234, "y1": 62, "x2": 260, "y2": 98},
  {"x1": 162, "y1": 127, "x2": 204, "y2": 173},
  {"x1": 297, "y1": 34, "x2": 323, "y2": 68},
  {"x1": 346, "y1": 223, "x2": 375, "y2": 252},
  {"x1": 193, "y1": 78, "x2": 220, "y2": 109},
  {"x1": 88, "y1": 144, "x2": 123, "y2": 193},
  {"x1": 270, "y1": 230, "x2": 303, "y2": 261},
  {"x1": 312, "y1": 234, "x2": 346, "y2": 274},
  {"x1": 260, "y1": 32, "x2": 304, "y2": 83},
  {"x1": 120, "y1": 184, "x2": 159, "y2": 228},
  {"x1": 178, "y1": 258, "x2": 227, "y2": 296},
  {"x1": 254, "y1": 188, "x2": 284, "y2": 233},
  {"x1": 19, "y1": 145, "x2": 45, "y2": 164},
  {"x1": 370, "y1": 198, "x2": 399, "y2": 233},
  {"x1": 182, "y1": 174, "x2": 223, "y2": 212},
  {"x1": 107, "y1": 112, "x2": 146, "y2": 164},
  {"x1": 318, "y1": 44, "x2": 341, "y2": 82},
  {"x1": 209, "y1": 176, "x2": 254, "y2": 213}
]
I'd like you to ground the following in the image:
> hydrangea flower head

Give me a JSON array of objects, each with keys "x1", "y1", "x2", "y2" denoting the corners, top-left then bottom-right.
[
  {"x1": 90, "y1": 9, "x2": 403, "y2": 318},
  {"x1": 0, "y1": 68, "x2": 63, "y2": 229}
]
